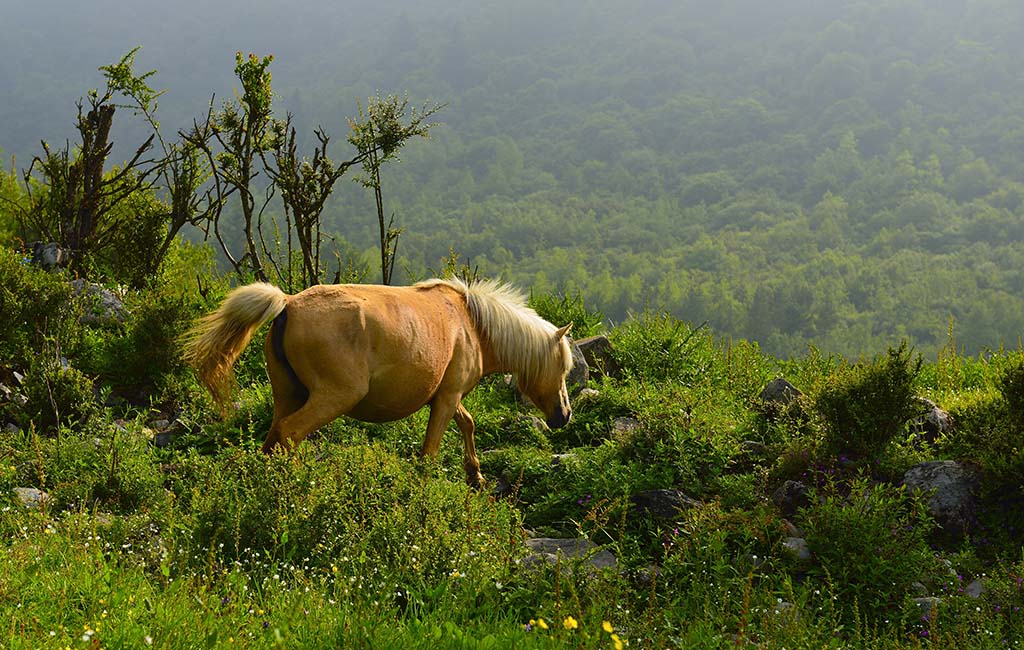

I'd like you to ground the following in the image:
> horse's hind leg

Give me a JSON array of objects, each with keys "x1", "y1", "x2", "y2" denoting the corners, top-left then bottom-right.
[
  {"x1": 261, "y1": 336, "x2": 309, "y2": 453},
  {"x1": 265, "y1": 389, "x2": 362, "y2": 453}
]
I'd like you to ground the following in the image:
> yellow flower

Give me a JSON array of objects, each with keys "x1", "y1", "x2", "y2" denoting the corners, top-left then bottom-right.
[
  {"x1": 563, "y1": 616, "x2": 578, "y2": 630},
  {"x1": 612, "y1": 632, "x2": 623, "y2": 650},
  {"x1": 537, "y1": 618, "x2": 549, "y2": 630},
  {"x1": 602, "y1": 620, "x2": 614, "y2": 633}
]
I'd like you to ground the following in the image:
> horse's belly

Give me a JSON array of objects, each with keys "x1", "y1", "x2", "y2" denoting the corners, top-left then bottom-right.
[{"x1": 346, "y1": 376, "x2": 435, "y2": 423}]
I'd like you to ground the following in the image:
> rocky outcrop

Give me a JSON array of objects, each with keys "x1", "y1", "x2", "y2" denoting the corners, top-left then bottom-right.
[{"x1": 902, "y1": 460, "x2": 980, "y2": 542}]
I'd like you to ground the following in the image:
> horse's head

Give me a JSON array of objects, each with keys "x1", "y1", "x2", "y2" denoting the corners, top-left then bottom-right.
[{"x1": 519, "y1": 323, "x2": 574, "y2": 429}]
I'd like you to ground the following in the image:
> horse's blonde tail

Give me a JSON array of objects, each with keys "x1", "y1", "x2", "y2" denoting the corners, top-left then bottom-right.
[{"x1": 182, "y1": 282, "x2": 288, "y2": 415}]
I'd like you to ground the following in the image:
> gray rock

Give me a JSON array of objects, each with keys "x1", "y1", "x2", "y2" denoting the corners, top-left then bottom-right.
[
  {"x1": 611, "y1": 416, "x2": 641, "y2": 437},
  {"x1": 551, "y1": 453, "x2": 575, "y2": 466},
  {"x1": 902, "y1": 460, "x2": 980, "y2": 541},
  {"x1": 629, "y1": 489, "x2": 701, "y2": 521},
  {"x1": 574, "y1": 335, "x2": 622, "y2": 379},
  {"x1": 13, "y1": 487, "x2": 50, "y2": 509},
  {"x1": 781, "y1": 536, "x2": 811, "y2": 562},
  {"x1": 523, "y1": 537, "x2": 617, "y2": 572},
  {"x1": 565, "y1": 338, "x2": 589, "y2": 396},
  {"x1": 965, "y1": 579, "x2": 986, "y2": 599},
  {"x1": 577, "y1": 388, "x2": 600, "y2": 400},
  {"x1": 759, "y1": 378, "x2": 802, "y2": 417},
  {"x1": 910, "y1": 398, "x2": 954, "y2": 446},
  {"x1": 913, "y1": 597, "x2": 941, "y2": 619},
  {"x1": 31, "y1": 241, "x2": 72, "y2": 271},
  {"x1": 71, "y1": 279, "x2": 128, "y2": 327},
  {"x1": 771, "y1": 480, "x2": 810, "y2": 517}
]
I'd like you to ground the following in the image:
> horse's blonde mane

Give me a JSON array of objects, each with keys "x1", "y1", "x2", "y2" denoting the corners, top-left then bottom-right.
[{"x1": 417, "y1": 278, "x2": 572, "y2": 382}]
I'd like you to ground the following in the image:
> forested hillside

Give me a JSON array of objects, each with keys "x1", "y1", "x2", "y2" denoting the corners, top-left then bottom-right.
[{"x1": 4, "y1": 0, "x2": 1024, "y2": 357}]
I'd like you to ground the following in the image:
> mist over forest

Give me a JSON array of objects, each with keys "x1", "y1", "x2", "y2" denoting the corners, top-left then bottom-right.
[{"x1": 4, "y1": 0, "x2": 1024, "y2": 358}]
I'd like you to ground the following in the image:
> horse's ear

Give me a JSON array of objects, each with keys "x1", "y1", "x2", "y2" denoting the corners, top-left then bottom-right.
[{"x1": 555, "y1": 323, "x2": 573, "y2": 339}]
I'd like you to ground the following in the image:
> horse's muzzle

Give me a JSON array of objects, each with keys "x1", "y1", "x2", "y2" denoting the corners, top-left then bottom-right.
[{"x1": 546, "y1": 409, "x2": 571, "y2": 430}]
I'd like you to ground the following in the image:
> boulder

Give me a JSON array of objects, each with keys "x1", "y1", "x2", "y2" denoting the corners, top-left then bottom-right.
[
  {"x1": 13, "y1": 487, "x2": 50, "y2": 509},
  {"x1": 909, "y1": 397, "x2": 954, "y2": 446},
  {"x1": 523, "y1": 537, "x2": 617, "y2": 572},
  {"x1": 758, "y1": 378, "x2": 803, "y2": 418},
  {"x1": 31, "y1": 241, "x2": 72, "y2": 271},
  {"x1": 574, "y1": 335, "x2": 622, "y2": 379},
  {"x1": 771, "y1": 480, "x2": 810, "y2": 517},
  {"x1": 71, "y1": 279, "x2": 128, "y2": 327},
  {"x1": 902, "y1": 460, "x2": 980, "y2": 541},
  {"x1": 565, "y1": 338, "x2": 589, "y2": 396},
  {"x1": 629, "y1": 489, "x2": 701, "y2": 521},
  {"x1": 781, "y1": 536, "x2": 811, "y2": 562}
]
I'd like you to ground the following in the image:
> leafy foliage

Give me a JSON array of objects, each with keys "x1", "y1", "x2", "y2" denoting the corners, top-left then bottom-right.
[{"x1": 814, "y1": 343, "x2": 922, "y2": 458}]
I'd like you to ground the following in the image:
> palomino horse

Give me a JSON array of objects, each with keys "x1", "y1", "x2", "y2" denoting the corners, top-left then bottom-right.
[{"x1": 182, "y1": 278, "x2": 573, "y2": 487}]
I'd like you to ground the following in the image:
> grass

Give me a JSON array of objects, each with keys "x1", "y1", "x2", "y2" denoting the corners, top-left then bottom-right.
[{"x1": 3, "y1": 254, "x2": 1024, "y2": 647}]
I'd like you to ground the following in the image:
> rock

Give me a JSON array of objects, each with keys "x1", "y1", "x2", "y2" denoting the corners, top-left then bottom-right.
[
  {"x1": 781, "y1": 536, "x2": 811, "y2": 562},
  {"x1": 909, "y1": 398, "x2": 954, "y2": 446},
  {"x1": 629, "y1": 489, "x2": 701, "y2": 521},
  {"x1": 965, "y1": 578, "x2": 986, "y2": 599},
  {"x1": 523, "y1": 537, "x2": 617, "y2": 572},
  {"x1": 153, "y1": 432, "x2": 175, "y2": 448},
  {"x1": 771, "y1": 480, "x2": 810, "y2": 517},
  {"x1": 910, "y1": 581, "x2": 929, "y2": 596},
  {"x1": 781, "y1": 519, "x2": 803, "y2": 537},
  {"x1": 71, "y1": 279, "x2": 128, "y2": 327},
  {"x1": 565, "y1": 338, "x2": 589, "y2": 396},
  {"x1": 31, "y1": 241, "x2": 72, "y2": 271},
  {"x1": 551, "y1": 453, "x2": 575, "y2": 466},
  {"x1": 758, "y1": 378, "x2": 802, "y2": 417},
  {"x1": 3, "y1": 423, "x2": 20, "y2": 435},
  {"x1": 611, "y1": 416, "x2": 641, "y2": 438},
  {"x1": 574, "y1": 335, "x2": 622, "y2": 379},
  {"x1": 913, "y1": 597, "x2": 941, "y2": 619},
  {"x1": 13, "y1": 487, "x2": 50, "y2": 509},
  {"x1": 577, "y1": 388, "x2": 600, "y2": 400},
  {"x1": 902, "y1": 460, "x2": 980, "y2": 541},
  {"x1": 772, "y1": 601, "x2": 798, "y2": 620}
]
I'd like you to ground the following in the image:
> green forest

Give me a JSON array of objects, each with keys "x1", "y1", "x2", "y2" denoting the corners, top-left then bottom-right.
[{"x1": 4, "y1": 0, "x2": 1024, "y2": 359}]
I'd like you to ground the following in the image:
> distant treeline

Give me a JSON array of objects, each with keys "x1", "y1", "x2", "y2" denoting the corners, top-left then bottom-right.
[{"x1": 4, "y1": 0, "x2": 1024, "y2": 357}]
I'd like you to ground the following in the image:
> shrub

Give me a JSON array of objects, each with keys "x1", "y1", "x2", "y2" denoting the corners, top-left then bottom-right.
[
  {"x1": 814, "y1": 342, "x2": 922, "y2": 458},
  {"x1": 997, "y1": 353, "x2": 1024, "y2": 430},
  {"x1": 0, "y1": 246, "x2": 82, "y2": 370},
  {"x1": 797, "y1": 477, "x2": 936, "y2": 621},
  {"x1": 19, "y1": 358, "x2": 97, "y2": 431},
  {"x1": 529, "y1": 289, "x2": 604, "y2": 338},
  {"x1": 611, "y1": 313, "x2": 717, "y2": 384}
]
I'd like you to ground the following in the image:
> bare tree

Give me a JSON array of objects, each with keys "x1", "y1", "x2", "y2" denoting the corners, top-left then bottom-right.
[{"x1": 347, "y1": 95, "x2": 442, "y2": 284}]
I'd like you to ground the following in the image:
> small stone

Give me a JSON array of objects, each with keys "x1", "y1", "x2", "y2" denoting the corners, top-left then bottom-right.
[
  {"x1": 523, "y1": 537, "x2": 617, "y2": 572},
  {"x1": 771, "y1": 480, "x2": 810, "y2": 517},
  {"x1": 611, "y1": 417, "x2": 641, "y2": 437},
  {"x1": 782, "y1": 537, "x2": 811, "y2": 562},
  {"x1": 739, "y1": 440, "x2": 768, "y2": 457},
  {"x1": 913, "y1": 597, "x2": 941, "y2": 618},
  {"x1": 13, "y1": 487, "x2": 50, "y2": 509},
  {"x1": 965, "y1": 579, "x2": 985, "y2": 599},
  {"x1": 577, "y1": 388, "x2": 600, "y2": 399}
]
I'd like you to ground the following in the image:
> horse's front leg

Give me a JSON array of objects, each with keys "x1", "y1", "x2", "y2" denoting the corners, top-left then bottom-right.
[
  {"x1": 420, "y1": 395, "x2": 485, "y2": 489},
  {"x1": 453, "y1": 404, "x2": 484, "y2": 489}
]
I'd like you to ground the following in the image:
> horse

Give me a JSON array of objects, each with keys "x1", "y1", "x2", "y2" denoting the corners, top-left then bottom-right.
[{"x1": 182, "y1": 278, "x2": 573, "y2": 487}]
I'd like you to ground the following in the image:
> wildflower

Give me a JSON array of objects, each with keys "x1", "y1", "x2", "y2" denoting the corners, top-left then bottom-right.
[
  {"x1": 603, "y1": 620, "x2": 614, "y2": 633},
  {"x1": 612, "y1": 633, "x2": 624, "y2": 650},
  {"x1": 563, "y1": 616, "x2": 578, "y2": 630},
  {"x1": 537, "y1": 618, "x2": 549, "y2": 630}
]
